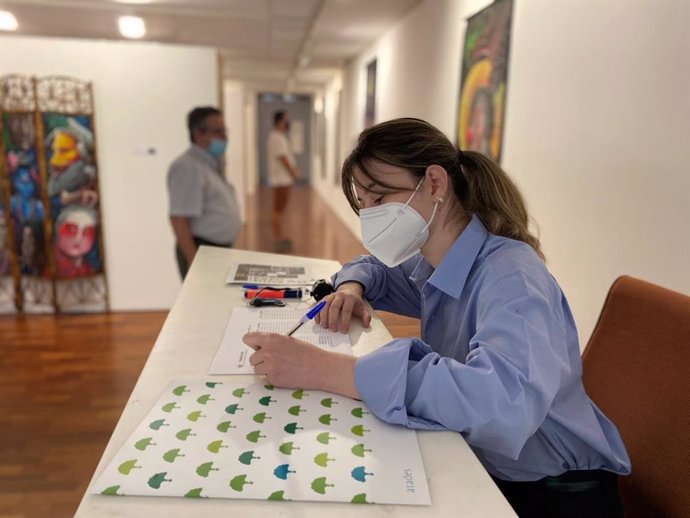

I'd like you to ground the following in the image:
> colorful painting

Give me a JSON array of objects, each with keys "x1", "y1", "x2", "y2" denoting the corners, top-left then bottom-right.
[
  {"x1": 92, "y1": 381, "x2": 431, "y2": 505},
  {"x1": 457, "y1": 0, "x2": 514, "y2": 162},
  {"x1": 43, "y1": 113, "x2": 102, "y2": 279},
  {"x1": 364, "y1": 59, "x2": 377, "y2": 129}
]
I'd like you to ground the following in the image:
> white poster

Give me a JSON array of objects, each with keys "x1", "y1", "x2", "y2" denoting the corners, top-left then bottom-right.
[{"x1": 92, "y1": 381, "x2": 431, "y2": 506}]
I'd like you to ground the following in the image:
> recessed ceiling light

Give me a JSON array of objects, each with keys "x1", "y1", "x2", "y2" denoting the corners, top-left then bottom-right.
[
  {"x1": 118, "y1": 15, "x2": 146, "y2": 39},
  {"x1": 0, "y1": 10, "x2": 18, "y2": 31}
]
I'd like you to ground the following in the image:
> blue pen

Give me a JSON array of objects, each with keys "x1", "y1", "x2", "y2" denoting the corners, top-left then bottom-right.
[{"x1": 286, "y1": 300, "x2": 327, "y2": 337}]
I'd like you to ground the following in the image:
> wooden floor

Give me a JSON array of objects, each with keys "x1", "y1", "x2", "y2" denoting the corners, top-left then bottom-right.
[{"x1": 0, "y1": 185, "x2": 419, "y2": 518}]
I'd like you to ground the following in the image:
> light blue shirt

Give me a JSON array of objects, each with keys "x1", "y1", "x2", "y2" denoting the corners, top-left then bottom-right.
[{"x1": 333, "y1": 215, "x2": 631, "y2": 481}]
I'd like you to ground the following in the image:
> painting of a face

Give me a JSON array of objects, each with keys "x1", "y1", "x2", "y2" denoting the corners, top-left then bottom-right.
[
  {"x1": 50, "y1": 132, "x2": 79, "y2": 170},
  {"x1": 57, "y1": 210, "x2": 96, "y2": 258}
]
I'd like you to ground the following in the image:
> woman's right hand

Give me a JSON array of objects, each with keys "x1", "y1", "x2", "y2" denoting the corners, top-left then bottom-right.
[{"x1": 314, "y1": 282, "x2": 372, "y2": 333}]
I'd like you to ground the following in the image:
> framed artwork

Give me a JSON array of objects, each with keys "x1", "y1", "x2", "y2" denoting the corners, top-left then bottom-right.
[
  {"x1": 456, "y1": 0, "x2": 514, "y2": 163},
  {"x1": 364, "y1": 59, "x2": 377, "y2": 129}
]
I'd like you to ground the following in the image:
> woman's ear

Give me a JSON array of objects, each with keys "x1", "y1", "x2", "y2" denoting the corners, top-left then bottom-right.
[{"x1": 425, "y1": 165, "x2": 450, "y2": 202}]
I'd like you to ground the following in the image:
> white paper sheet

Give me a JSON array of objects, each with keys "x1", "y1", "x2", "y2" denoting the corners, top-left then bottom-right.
[
  {"x1": 209, "y1": 308, "x2": 353, "y2": 375},
  {"x1": 225, "y1": 263, "x2": 314, "y2": 286},
  {"x1": 92, "y1": 381, "x2": 431, "y2": 506}
]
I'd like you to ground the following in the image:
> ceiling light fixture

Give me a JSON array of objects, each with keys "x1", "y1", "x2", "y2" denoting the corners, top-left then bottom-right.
[
  {"x1": 0, "y1": 10, "x2": 18, "y2": 31},
  {"x1": 118, "y1": 15, "x2": 146, "y2": 39}
]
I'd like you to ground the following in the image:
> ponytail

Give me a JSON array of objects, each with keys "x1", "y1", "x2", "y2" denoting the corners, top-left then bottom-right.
[{"x1": 457, "y1": 150, "x2": 544, "y2": 260}]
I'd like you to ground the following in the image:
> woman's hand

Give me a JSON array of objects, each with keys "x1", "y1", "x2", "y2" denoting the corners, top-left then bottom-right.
[
  {"x1": 243, "y1": 332, "x2": 359, "y2": 399},
  {"x1": 314, "y1": 282, "x2": 372, "y2": 333}
]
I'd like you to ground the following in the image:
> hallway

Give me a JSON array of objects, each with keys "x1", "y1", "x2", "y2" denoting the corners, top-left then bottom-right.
[{"x1": 0, "y1": 185, "x2": 419, "y2": 518}]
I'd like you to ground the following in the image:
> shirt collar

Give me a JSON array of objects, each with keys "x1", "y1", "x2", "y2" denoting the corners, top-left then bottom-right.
[
  {"x1": 190, "y1": 144, "x2": 221, "y2": 173},
  {"x1": 426, "y1": 214, "x2": 488, "y2": 299}
]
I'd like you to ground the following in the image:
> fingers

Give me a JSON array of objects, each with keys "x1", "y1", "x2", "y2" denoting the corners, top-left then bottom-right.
[
  {"x1": 327, "y1": 296, "x2": 342, "y2": 331},
  {"x1": 340, "y1": 297, "x2": 355, "y2": 332},
  {"x1": 243, "y1": 331, "x2": 288, "y2": 350}
]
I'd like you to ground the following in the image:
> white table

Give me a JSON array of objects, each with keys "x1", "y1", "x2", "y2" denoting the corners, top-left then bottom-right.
[{"x1": 76, "y1": 247, "x2": 516, "y2": 517}]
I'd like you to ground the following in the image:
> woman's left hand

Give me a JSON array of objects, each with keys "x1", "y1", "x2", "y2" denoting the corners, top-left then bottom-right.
[{"x1": 243, "y1": 332, "x2": 359, "y2": 399}]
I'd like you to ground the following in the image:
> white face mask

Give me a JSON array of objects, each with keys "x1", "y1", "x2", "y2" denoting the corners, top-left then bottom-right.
[{"x1": 359, "y1": 178, "x2": 439, "y2": 267}]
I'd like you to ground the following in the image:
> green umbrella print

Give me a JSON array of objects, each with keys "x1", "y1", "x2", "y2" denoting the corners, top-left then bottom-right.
[
  {"x1": 149, "y1": 419, "x2": 168, "y2": 430},
  {"x1": 268, "y1": 490, "x2": 288, "y2": 501},
  {"x1": 161, "y1": 402, "x2": 180, "y2": 413},
  {"x1": 258, "y1": 396, "x2": 276, "y2": 407},
  {"x1": 351, "y1": 493, "x2": 373, "y2": 504},
  {"x1": 320, "y1": 397, "x2": 337, "y2": 408},
  {"x1": 351, "y1": 425, "x2": 370, "y2": 437},
  {"x1": 291, "y1": 389, "x2": 306, "y2": 400},
  {"x1": 351, "y1": 407, "x2": 369, "y2": 418},
  {"x1": 217, "y1": 421, "x2": 236, "y2": 432},
  {"x1": 229, "y1": 474, "x2": 253, "y2": 492},
  {"x1": 187, "y1": 410, "x2": 206, "y2": 422},
  {"x1": 134, "y1": 437, "x2": 156, "y2": 451},
  {"x1": 314, "y1": 452, "x2": 335, "y2": 467},
  {"x1": 100, "y1": 485, "x2": 123, "y2": 496},
  {"x1": 318, "y1": 414, "x2": 336, "y2": 425},
  {"x1": 246, "y1": 430, "x2": 266, "y2": 443},
  {"x1": 196, "y1": 394, "x2": 214, "y2": 405},
  {"x1": 311, "y1": 476, "x2": 334, "y2": 495},
  {"x1": 279, "y1": 441, "x2": 300, "y2": 455},
  {"x1": 283, "y1": 422, "x2": 303, "y2": 435},
  {"x1": 288, "y1": 405, "x2": 305, "y2": 416},
  {"x1": 196, "y1": 461, "x2": 219, "y2": 477},
  {"x1": 117, "y1": 459, "x2": 141, "y2": 475},
  {"x1": 205, "y1": 381, "x2": 222, "y2": 388},
  {"x1": 232, "y1": 388, "x2": 248, "y2": 398},
  {"x1": 238, "y1": 450, "x2": 261, "y2": 465},
  {"x1": 351, "y1": 443, "x2": 372, "y2": 458},
  {"x1": 176, "y1": 428, "x2": 196, "y2": 441},
  {"x1": 264, "y1": 384, "x2": 275, "y2": 390},
  {"x1": 316, "y1": 432, "x2": 335, "y2": 445},
  {"x1": 253, "y1": 412, "x2": 271, "y2": 423},
  {"x1": 225, "y1": 403, "x2": 243, "y2": 414},
  {"x1": 184, "y1": 487, "x2": 205, "y2": 498},
  {"x1": 148, "y1": 472, "x2": 172, "y2": 489},
  {"x1": 163, "y1": 448, "x2": 185, "y2": 463},
  {"x1": 172, "y1": 384, "x2": 189, "y2": 396},
  {"x1": 207, "y1": 440, "x2": 227, "y2": 453}
]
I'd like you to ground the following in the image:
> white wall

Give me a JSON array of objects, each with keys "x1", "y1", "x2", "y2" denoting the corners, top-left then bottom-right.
[
  {"x1": 325, "y1": 0, "x2": 690, "y2": 345},
  {"x1": 0, "y1": 35, "x2": 220, "y2": 310},
  {"x1": 312, "y1": 74, "x2": 361, "y2": 234}
]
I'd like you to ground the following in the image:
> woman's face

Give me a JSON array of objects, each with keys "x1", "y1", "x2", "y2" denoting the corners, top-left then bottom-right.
[
  {"x1": 353, "y1": 162, "x2": 427, "y2": 212},
  {"x1": 57, "y1": 210, "x2": 96, "y2": 258}
]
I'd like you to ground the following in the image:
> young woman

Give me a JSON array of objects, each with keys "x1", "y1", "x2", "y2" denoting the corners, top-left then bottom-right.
[{"x1": 244, "y1": 118, "x2": 631, "y2": 517}]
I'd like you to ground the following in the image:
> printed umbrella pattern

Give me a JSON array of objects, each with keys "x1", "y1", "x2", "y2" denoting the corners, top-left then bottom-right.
[{"x1": 92, "y1": 380, "x2": 430, "y2": 505}]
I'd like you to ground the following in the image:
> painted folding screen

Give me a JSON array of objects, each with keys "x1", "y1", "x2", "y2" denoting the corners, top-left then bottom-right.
[{"x1": 0, "y1": 75, "x2": 108, "y2": 313}]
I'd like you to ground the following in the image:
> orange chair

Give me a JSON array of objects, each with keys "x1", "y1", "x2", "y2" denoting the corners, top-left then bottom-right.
[{"x1": 582, "y1": 275, "x2": 690, "y2": 518}]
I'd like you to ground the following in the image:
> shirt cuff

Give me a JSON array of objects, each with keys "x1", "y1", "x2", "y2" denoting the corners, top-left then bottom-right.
[{"x1": 354, "y1": 339, "x2": 412, "y2": 426}]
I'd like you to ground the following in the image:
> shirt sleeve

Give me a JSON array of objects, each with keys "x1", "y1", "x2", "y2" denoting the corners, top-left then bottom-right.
[
  {"x1": 168, "y1": 160, "x2": 203, "y2": 217},
  {"x1": 354, "y1": 270, "x2": 570, "y2": 460},
  {"x1": 332, "y1": 254, "x2": 422, "y2": 318}
]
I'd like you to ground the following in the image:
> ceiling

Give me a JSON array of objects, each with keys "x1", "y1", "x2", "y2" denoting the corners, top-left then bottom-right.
[{"x1": 0, "y1": 0, "x2": 422, "y2": 92}]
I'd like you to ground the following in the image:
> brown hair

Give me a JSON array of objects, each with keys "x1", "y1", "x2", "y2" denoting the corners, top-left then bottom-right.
[{"x1": 341, "y1": 118, "x2": 544, "y2": 260}]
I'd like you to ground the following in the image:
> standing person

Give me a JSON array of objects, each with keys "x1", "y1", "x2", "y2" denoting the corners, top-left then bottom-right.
[
  {"x1": 243, "y1": 118, "x2": 631, "y2": 518},
  {"x1": 266, "y1": 110, "x2": 300, "y2": 252},
  {"x1": 168, "y1": 107, "x2": 241, "y2": 279}
]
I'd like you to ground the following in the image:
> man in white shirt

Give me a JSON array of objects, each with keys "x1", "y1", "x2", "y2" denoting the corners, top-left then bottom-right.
[{"x1": 266, "y1": 110, "x2": 300, "y2": 252}]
